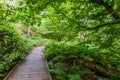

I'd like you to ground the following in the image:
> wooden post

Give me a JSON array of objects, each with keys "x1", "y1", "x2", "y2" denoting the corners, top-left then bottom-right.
[{"x1": 27, "y1": 27, "x2": 31, "y2": 36}]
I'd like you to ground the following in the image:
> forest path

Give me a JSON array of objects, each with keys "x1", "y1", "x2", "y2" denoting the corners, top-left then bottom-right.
[{"x1": 5, "y1": 46, "x2": 50, "y2": 80}]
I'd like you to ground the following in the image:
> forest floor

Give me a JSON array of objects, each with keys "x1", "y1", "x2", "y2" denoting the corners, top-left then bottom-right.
[{"x1": 5, "y1": 46, "x2": 50, "y2": 80}]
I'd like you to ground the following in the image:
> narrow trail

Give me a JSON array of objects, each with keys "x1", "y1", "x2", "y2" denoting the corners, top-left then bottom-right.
[{"x1": 5, "y1": 46, "x2": 50, "y2": 80}]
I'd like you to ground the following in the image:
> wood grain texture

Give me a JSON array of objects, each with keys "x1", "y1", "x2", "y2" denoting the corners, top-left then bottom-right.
[{"x1": 6, "y1": 46, "x2": 50, "y2": 80}]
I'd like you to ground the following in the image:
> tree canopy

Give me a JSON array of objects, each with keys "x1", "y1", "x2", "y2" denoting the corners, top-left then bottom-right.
[{"x1": 0, "y1": 0, "x2": 120, "y2": 79}]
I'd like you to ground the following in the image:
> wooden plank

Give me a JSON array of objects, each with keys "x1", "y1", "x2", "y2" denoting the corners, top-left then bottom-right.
[{"x1": 5, "y1": 46, "x2": 51, "y2": 80}]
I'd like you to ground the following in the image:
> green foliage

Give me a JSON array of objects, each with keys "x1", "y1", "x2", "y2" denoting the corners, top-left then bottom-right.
[
  {"x1": 44, "y1": 39, "x2": 120, "y2": 79},
  {"x1": 17, "y1": 37, "x2": 42, "y2": 53},
  {"x1": 0, "y1": 52, "x2": 24, "y2": 71},
  {"x1": 0, "y1": 2, "x2": 44, "y2": 79},
  {"x1": 68, "y1": 74, "x2": 82, "y2": 80},
  {"x1": 1, "y1": 0, "x2": 120, "y2": 80},
  {"x1": 43, "y1": 40, "x2": 96, "y2": 80},
  {"x1": 0, "y1": 24, "x2": 21, "y2": 54},
  {"x1": 44, "y1": 40, "x2": 79, "y2": 59},
  {"x1": 0, "y1": 24, "x2": 42, "y2": 79},
  {"x1": 0, "y1": 52, "x2": 25, "y2": 79}
]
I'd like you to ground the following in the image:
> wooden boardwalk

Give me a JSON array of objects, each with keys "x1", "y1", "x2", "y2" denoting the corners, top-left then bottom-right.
[{"x1": 5, "y1": 46, "x2": 50, "y2": 80}]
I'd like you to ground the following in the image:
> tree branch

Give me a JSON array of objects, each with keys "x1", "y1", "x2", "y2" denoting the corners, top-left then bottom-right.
[
  {"x1": 51, "y1": 4, "x2": 82, "y2": 27},
  {"x1": 100, "y1": 0, "x2": 120, "y2": 19},
  {"x1": 90, "y1": 0, "x2": 120, "y2": 19},
  {"x1": 51, "y1": 2, "x2": 120, "y2": 30},
  {"x1": 87, "y1": 20, "x2": 120, "y2": 30}
]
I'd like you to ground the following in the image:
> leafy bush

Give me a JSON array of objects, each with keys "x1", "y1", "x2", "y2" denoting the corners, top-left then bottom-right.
[
  {"x1": 17, "y1": 37, "x2": 41, "y2": 53},
  {"x1": 43, "y1": 39, "x2": 120, "y2": 80},
  {"x1": 43, "y1": 40, "x2": 95, "y2": 80},
  {"x1": 0, "y1": 52, "x2": 25, "y2": 79},
  {"x1": 0, "y1": 25, "x2": 21, "y2": 54},
  {"x1": 0, "y1": 24, "x2": 42, "y2": 79}
]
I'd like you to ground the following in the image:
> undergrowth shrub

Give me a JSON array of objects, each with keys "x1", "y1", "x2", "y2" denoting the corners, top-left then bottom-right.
[
  {"x1": 0, "y1": 52, "x2": 25, "y2": 78},
  {"x1": 43, "y1": 40, "x2": 95, "y2": 80},
  {"x1": 0, "y1": 24, "x2": 42, "y2": 79},
  {"x1": 43, "y1": 39, "x2": 120, "y2": 80},
  {"x1": 0, "y1": 25, "x2": 21, "y2": 54},
  {"x1": 43, "y1": 40, "x2": 94, "y2": 61}
]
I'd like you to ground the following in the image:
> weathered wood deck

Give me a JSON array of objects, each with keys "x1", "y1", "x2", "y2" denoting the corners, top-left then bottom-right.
[{"x1": 5, "y1": 46, "x2": 50, "y2": 80}]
